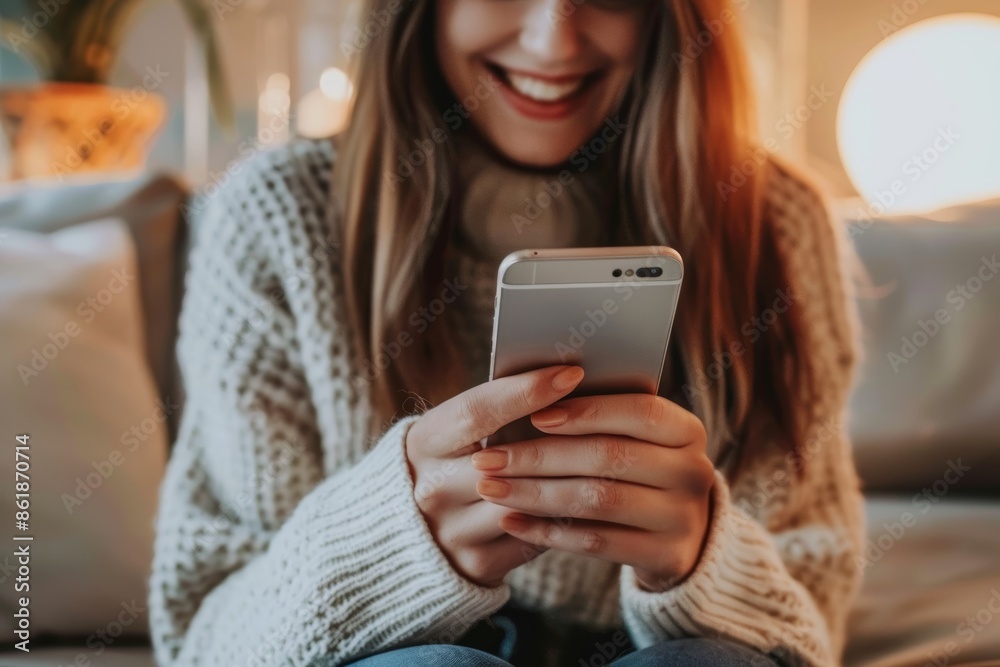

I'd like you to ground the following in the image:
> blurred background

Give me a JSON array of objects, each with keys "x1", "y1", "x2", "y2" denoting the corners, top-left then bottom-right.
[
  {"x1": 3, "y1": 0, "x2": 999, "y2": 209},
  {"x1": 1, "y1": 1, "x2": 999, "y2": 666}
]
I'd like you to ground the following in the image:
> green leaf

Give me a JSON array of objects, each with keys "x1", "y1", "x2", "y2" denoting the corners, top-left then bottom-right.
[
  {"x1": 1, "y1": 0, "x2": 235, "y2": 131},
  {"x1": 175, "y1": 0, "x2": 236, "y2": 134}
]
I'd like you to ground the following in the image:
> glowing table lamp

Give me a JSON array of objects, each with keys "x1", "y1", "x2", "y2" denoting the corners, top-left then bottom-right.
[
  {"x1": 297, "y1": 67, "x2": 354, "y2": 139},
  {"x1": 838, "y1": 14, "x2": 1000, "y2": 215}
]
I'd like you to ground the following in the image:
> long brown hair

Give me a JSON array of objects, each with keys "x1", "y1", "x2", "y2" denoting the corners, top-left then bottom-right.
[{"x1": 332, "y1": 0, "x2": 814, "y2": 468}]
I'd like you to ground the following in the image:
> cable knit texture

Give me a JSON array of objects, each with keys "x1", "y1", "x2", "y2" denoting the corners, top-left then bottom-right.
[{"x1": 150, "y1": 138, "x2": 864, "y2": 667}]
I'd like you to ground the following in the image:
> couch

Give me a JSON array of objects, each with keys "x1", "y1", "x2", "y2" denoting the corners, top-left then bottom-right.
[{"x1": 1, "y1": 173, "x2": 998, "y2": 666}]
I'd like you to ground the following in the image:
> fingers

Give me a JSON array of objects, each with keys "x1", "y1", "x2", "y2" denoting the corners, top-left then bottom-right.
[
  {"x1": 433, "y1": 500, "x2": 513, "y2": 546},
  {"x1": 497, "y1": 513, "x2": 696, "y2": 582},
  {"x1": 412, "y1": 456, "x2": 488, "y2": 511},
  {"x1": 448, "y1": 533, "x2": 549, "y2": 587},
  {"x1": 530, "y1": 394, "x2": 707, "y2": 451},
  {"x1": 484, "y1": 415, "x2": 546, "y2": 447},
  {"x1": 471, "y1": 435, "x2": 712, "y2": 491},
  {"x1": 409, "y1": 365, "x2": 585, "y2": 457},
  {"x1": 476, "y1": 476, "x2": 685, "y2": 532}
]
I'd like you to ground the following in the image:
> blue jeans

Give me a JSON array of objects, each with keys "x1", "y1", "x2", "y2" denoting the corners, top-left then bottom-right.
[
  {"x1": 333, "y1": 603, "x2": 782, "y2": 667},
  {"x1": 343, "y1": 639, "x2": 779, "y2": 666}
]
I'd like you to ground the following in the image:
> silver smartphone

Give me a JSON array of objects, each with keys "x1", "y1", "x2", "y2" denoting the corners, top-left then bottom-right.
[{"x1": 486, "y1": 246, "x2": 683, "y2": 445}]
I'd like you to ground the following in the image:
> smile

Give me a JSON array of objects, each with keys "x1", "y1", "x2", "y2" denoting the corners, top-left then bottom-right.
[
  {"x1": 485, "y1": 62, "x2": 601, "y2": 119},
  {"x1": 487, "y1": 63, "x2": 597, "y2": 102},
  {"x1": 506, "y1": 71, "x2": 586, "y2": 102}
]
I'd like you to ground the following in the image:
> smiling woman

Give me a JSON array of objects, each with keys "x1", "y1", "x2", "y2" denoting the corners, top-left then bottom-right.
[
  {"x1": 434, "y1": 0, "x2": 648, "y2": 165},
  {"x1": 149, "y1": 1, "x2": 864, "y2": 666}
]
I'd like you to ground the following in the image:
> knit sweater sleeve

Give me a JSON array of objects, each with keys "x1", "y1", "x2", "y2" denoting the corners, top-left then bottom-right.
[
  {"x1": 149, "y1": 142, "x2": 509, "y2": 667},
  {"x1": 618, "y1": 166, "x2": 865, "y2": 667}
]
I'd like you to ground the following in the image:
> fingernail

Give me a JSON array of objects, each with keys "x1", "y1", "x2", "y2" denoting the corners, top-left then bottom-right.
[
  {"x1": 477, "y1": 478, "x2": 511, "y2": 498},
  {"x1": 551, "y1": 366, "x2": 584, "y2": 392},
  {"x1": 532, "y1": 407, "x2": 568, "y2": 427},
  {"x1": 501, "y1": 513, "x2": 528, "y2": 531},
  {"x1": 471, "y1": 449, "x2": 509, "y2": 471}
]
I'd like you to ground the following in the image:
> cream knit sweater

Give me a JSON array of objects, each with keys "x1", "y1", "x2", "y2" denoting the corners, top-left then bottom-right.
[{"x1": 150, "y1": 138, "x2": 865, "y2": 667}]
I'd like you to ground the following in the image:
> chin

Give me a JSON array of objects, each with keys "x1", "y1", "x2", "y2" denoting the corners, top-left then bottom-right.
[
  {"x1": 479, "y1": 128, "x2": 591, "y2": 169},
  {"x1": 495, "y1": 142, "x2": 577, "y2": 168}
]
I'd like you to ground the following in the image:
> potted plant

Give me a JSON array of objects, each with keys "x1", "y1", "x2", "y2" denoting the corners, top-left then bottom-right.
[{"x1": 0, "y1": 0, "x2": 233, "y2": 180}]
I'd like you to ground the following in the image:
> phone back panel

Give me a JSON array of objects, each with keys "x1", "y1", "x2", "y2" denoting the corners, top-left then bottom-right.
[{"x1": 489, "y1": 247, "x2": 683, "y2": 398}]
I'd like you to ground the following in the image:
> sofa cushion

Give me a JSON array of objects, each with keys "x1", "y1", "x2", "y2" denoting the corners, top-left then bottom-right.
[
  {"x1": 844, "y1": 497, "x2": 1000, "y2": 667},
  {"x1": 0, "y1": 219, "x2": 167, "y2": 644},
  {"x1": 846, "y1": 199, "x2": 1000, "y2": 492},
  {"x1": 0, "y1": 646, "x2": 156, "y2": 666},
  {"x1": 0, "y1": 173, "x2": 190, "y2": 442}
]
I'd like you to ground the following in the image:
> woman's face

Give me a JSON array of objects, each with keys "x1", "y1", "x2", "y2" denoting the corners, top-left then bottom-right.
[{"x1": 435, "y1": 0, "x2": 647, "y2": 167}]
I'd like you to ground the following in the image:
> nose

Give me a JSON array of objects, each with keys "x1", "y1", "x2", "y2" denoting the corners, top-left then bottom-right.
[{"x1": 520, "y1": 0, "x2": 584, "y2": 66}]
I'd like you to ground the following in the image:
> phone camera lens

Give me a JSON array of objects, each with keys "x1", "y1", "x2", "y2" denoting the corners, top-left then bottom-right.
[
  {"x1": 649, "y1": 267, "x2": 663, "y2": 277},
  {"x1": 612, "y1": 269, "x2": 622, "y2": 277},
  {"x1": 636, "y1": 267, "x2": 650, "y2": 278}
]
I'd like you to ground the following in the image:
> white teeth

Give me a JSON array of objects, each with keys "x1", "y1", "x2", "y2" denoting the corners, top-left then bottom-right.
[{"x1": 506, "y1": 72, "x2": 584, "y2": 102}]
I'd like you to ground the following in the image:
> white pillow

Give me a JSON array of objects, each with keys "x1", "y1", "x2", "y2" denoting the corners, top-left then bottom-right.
[
  {"x1": 0, "y1": 219, "x2": 167, "y2": 642},
  {"x1": 846, "y1": 201, "x2": 1000, "y2": 491}
]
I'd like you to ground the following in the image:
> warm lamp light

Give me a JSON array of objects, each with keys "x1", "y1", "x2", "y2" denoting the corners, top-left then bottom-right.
[
  {"x1": 298, "y1": 67, "x2": 354, "y2": 139},
  {"x1": 838, "y1": 14, "x2": 1000, "y2": 215},
  {"x1": 258, "y1": 72, "x2": 291, "y2": 147},
  {"x1": 319, "y1": 68, "x2": 353, "y2": 101}
]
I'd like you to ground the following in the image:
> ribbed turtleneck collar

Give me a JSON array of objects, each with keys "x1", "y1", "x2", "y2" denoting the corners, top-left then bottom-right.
[{"x1": 449, "y1": 130, "x2": 621, "y2": 266}]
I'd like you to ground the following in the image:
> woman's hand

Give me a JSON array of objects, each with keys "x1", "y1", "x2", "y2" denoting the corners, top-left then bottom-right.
[
  {"x1": 404, "y1": 365, "x2": 586, "y2": 587},
  {"x1": 470, "y1": 391, "x2": 716, "y2": 592}
]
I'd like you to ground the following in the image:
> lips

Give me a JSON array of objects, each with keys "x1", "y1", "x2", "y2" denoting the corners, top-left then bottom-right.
[
  {"x1": 485, "y1": 61, "x2": 601, "y2": 120},
  {"x1": 506, "y1": 71, "x2": 586, "y2": 102}
]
